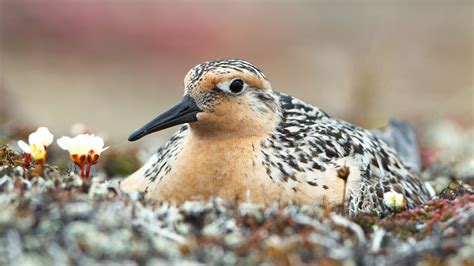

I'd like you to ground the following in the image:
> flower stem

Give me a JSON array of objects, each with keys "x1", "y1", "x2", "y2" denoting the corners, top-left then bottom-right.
[
  {"x1": 24, "y1": 153, "x2": 31, "y2": 167},
  {"x1": 80, "y1": 166, "x2": 85, "y2": 177},
  {"x1": 85, "y1": 163, "x2": 92, "y2": 178}
]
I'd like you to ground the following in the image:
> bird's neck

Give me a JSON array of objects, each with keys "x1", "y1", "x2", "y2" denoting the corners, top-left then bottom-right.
[
  {"x1": 188, "y1": 113, "x2": 280, "y2": 141},
  {"x1": 187, "y1": 126, "x2": 269, "y2": 142}
]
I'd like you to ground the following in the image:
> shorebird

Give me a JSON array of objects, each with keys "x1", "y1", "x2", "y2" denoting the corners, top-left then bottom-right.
[{"x1": 121, "y1": 59, "x2": 432, "y2": 215}]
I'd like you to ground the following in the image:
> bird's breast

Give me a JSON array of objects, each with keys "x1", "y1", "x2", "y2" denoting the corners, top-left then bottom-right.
[
  {"x1": 145, "y1": 134, "x2": 358, "y2": 206},
  {"x1": 149, "y1": 134, "x2": 282, "y2": 203}
]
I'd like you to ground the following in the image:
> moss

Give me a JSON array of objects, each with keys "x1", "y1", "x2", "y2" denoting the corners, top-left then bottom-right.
[
  {"x1": 352, "y1": 213, "x2": 379, "y2": 234},
  {"x1": 0, "y1": 127, "x2": 473, "y2": 265},
  {"x1": 439, "y1": 183, "x2": 473, "y2": 200},
  {"x1": 380, "y1": 193, "x2": 473, "y2": 241},
  {"x1": 101, "y1": 148, "x2": 141, "y2": 177},
  {"x1": 0, "y1": 145, "x2": 25, "y2": 167},
  {"x1": 0, "y1": 137, "x2": 8, "y2": 146}
]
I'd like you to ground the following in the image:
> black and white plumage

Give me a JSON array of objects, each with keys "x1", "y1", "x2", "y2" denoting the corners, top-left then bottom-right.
[{"x1": 122, "y1": 59, "x2": 432, "y2": 216}]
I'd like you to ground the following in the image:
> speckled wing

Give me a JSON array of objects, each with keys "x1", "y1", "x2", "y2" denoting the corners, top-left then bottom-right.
[{"x1": 261, "y1": 92, "x2": 431, "y2": 215}]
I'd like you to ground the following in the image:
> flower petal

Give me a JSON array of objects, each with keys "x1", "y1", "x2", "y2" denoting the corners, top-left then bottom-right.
[
  {"x1": 28, "y1": 127, "x2": 54, "y2": 147},
  {"x1": 58, "y1": 134, "x2": 108, "y2": 167},
  {"x1": 90, "y1": 135, "x2": 105, "y2": 153},
  {"x1": 75, "y1": 134, "x2": 91, "y2": 155},
  {"x1": 29, "y1": 131, "x2": 41, "y2": 146},
  {"x1": 383, "y1": 190, "x2": 405, "y2": 209},
  {"x1": 18, "y1": 140, "x2": 32, "y2": 153},
  {"x1": 57, "y1": 136, "x2": 72, "y2": 151},
  {"x1": 37, "y1": 127, "x2": 54, "y2": 146}
]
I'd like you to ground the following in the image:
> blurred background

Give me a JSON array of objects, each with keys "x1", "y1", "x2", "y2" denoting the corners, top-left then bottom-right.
[{"x1": 0, "y1": 0, "x2": 472, "y2": 148}]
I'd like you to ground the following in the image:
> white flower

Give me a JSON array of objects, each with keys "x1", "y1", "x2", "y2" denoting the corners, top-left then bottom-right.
[
  {"x1": 57, "y1": 134, "x2": 109, "y2": 168},
  {"x1": 17, "y1": 127, "x2": 54, "y2": 164},
  {"x1": 383, "y1": 191, "x2": 406, "y2": 210}
]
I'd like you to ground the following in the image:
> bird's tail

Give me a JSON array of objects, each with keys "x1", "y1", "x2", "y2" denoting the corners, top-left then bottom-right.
[{"x1": 372, "y1": 118, "x2": 422, "y2": 173}]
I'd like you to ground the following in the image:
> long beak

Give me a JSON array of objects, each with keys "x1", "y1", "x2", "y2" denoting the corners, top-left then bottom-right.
[{"x1": 128, "y1": 95, "x2": 202, "y2": 141}]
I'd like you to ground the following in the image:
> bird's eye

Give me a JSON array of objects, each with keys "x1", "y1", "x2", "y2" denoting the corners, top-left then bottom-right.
[{"x1": 229, "y1": 79, "x2": 244, "y2": 93}]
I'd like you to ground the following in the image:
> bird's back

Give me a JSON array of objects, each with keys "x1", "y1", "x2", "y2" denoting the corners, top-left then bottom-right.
[{"x1": 260, "y1": 92, "x2": 431, "y2": 214}]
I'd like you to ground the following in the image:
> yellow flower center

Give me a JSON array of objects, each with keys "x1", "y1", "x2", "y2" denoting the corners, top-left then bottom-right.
[{"x1": 30, "y1": 144, "x2": 47, "y2": 165}]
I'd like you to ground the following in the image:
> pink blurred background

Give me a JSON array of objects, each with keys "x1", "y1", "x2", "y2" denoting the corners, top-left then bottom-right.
[{"x1": 1, "y1": 0, "x2": 472, "y2": 144}]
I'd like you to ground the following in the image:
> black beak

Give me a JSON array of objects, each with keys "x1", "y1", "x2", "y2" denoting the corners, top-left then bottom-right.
[{"x1": 128, "y1": 95, "x2": 202, "y2": 141}]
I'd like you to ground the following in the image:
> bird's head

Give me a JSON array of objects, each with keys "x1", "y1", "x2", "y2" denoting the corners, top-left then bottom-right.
[{"x1": 128, "y1": 59, "x2": 280, "y2": 141}]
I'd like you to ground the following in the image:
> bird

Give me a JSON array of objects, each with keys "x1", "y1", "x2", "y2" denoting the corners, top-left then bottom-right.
[{"x1": 121, "y1": 59, "x2": 432, "y2": 215}]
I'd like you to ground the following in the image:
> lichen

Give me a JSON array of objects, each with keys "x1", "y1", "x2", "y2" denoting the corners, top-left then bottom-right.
[{"x1": 0, "y1": 129, "x2": 473, "y2": 265}]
